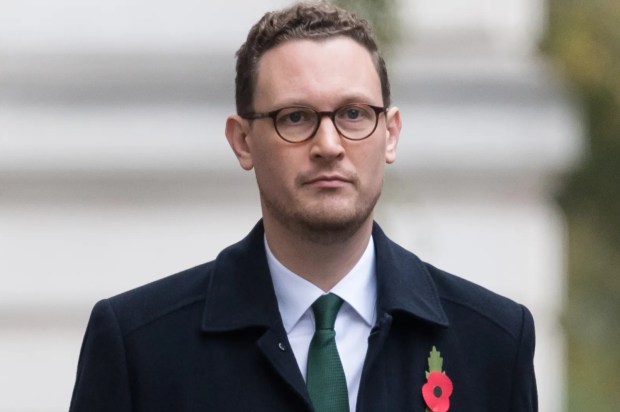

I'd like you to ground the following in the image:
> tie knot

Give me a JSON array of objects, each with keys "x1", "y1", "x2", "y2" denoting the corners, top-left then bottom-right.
[{"x1": 312, "y1": 293, "x2": 344, "y2": 330}]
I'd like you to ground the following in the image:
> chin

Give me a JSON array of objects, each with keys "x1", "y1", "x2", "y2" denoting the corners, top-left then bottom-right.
[
  {"x1": 261, "y1": 189, "x2": 380, "y2": 243},
  {"x1": 292, "y1": 206, "x2": 374, "y2": 244}
]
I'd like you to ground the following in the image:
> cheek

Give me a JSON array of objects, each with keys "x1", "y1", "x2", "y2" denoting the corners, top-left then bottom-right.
[
  {"x1": 248, "y1": 134, "x2": 279, "y2": 170},
  {"x1": 254, "y1": 156, "x2": 282, "y2": 187},
  {"x1": 358, "y1": 143, "x2": 387, "y2": 180},
  {"x1": 251, "y1": 145, "x2": 295, "y2": 188}
]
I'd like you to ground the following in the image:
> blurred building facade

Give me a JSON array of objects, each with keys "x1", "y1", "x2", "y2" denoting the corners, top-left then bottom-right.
[{"x1": 0, "y1": 0, "x2": 581, "y2": 410}]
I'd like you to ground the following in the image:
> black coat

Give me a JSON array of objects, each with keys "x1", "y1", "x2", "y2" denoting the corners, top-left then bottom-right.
[{"x1": 70, "y1": 221, "x2": 537, "y2": 411}]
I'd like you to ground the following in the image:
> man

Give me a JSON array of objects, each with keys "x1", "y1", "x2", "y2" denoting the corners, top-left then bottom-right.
[{"x1": 70, "y1": 2, "x2": 537, "y2": 411}]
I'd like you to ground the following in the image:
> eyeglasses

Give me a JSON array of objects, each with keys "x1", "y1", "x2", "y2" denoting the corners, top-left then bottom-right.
[{"x1": 241, "y1": 103, "x2": 387, "y2": 143}]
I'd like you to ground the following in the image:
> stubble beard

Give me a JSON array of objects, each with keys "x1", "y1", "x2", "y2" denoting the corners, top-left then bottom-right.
[{"x1": 260, "y1": 184, "x2": 382, "y2": 245}]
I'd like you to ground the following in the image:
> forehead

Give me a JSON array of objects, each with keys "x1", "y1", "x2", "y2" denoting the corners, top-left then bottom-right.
[{"x1": 254, "y1": 37, "x2": 382, "y2": 108}]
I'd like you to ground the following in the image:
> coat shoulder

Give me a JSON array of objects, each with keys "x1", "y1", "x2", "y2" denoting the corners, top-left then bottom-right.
[
  {"x1": 92, "y1": 222, "x2": 267, "y2": 338},
  {"x1": 424, "y1": 262, "x2": 533, "y2": 342},
  {"x1": 101, "y1": 260, "x2": 215, "y2": 336}
]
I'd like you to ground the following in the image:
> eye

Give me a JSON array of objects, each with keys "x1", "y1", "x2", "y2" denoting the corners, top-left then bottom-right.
[
  {"x1": 276, "y1": 108, "x2": 315, "y2": 126},
  {"x1": 337, "y1": 105, "x2": 373, "y2": 122},
  {"x1": 286, "y1": 111, "x2": 303, "y2": 123},
  {"x1": 344, "y1": 108, "x2": 361, "y2": 119}
]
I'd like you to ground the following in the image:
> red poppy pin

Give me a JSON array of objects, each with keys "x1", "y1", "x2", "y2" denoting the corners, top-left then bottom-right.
[{"x1": 422, "y1": 346, "x2": 453, "y2": 412}]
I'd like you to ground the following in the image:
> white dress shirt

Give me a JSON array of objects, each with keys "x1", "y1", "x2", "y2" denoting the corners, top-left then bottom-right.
[{"x1": 265, "y1": 236, "x2": 377, "y2": 412}]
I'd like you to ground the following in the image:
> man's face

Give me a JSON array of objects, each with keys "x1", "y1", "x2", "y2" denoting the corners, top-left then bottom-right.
[{"x1": 227, "y1": 37, "x2": 401, "y2": 241}]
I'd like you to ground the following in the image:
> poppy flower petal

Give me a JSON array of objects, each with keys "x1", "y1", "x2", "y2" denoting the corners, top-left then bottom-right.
[{"x1": 422, "y1": 371, "x2": 453, "y2": 412}]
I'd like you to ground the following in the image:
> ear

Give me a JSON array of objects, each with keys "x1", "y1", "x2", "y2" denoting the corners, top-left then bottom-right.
[
  {"x1": 384, "y1": 106, "x2": 401, "y2": 164},
  {"x1": 225, "y1": 115, "x2": 254, "y2": 170}
]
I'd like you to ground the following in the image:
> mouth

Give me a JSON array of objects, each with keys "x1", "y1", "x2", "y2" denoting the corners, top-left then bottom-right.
[{"x1": 303, "y1": 174, "x2": 353, "y2": 188}]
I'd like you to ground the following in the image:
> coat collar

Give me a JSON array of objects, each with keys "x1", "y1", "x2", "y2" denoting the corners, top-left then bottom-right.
[
  {"x1": 201, "y1": 220, "x2": 449, "y2": 332},
  {"x1": 371, "y1": 223, "x2": 449, "y2": 327}
]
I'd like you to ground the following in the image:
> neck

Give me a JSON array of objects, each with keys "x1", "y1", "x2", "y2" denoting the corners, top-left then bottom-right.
[{"x1": 263, "y1": 215, "x2": 373, "y2": 292}]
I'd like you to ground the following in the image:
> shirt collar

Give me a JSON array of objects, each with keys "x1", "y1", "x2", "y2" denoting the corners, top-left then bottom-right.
[{"x1": 265, "y1": 236, "x2": 377, "y2": 333}]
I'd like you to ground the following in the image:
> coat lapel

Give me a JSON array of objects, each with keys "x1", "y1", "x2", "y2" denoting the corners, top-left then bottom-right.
[
  {"x1": 355, "y1": 224, "x2": 450, "y2": 411},
  {"x1": 200, "y1": 221, "x2": 312, "y2": 408},
  {"x1": 372, "y1": 222, "x2": 449, "y2": 327}
]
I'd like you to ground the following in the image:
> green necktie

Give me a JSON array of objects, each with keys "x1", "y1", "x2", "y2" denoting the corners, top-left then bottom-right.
[{"x1": 306, "y1": 293, "x2": 349, "y2": 412}]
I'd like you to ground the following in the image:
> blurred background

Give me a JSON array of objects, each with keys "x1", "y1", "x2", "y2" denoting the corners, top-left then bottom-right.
[{"x1": 0, "y1": 0, "x2": 616, "y2": 410}]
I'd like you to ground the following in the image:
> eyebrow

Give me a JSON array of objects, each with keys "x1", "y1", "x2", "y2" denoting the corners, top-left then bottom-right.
[{"x1": 269, "y1": 94, "x2": 382, "y2": 110}]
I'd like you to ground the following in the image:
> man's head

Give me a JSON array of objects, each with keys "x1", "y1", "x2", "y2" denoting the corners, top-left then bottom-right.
[
  {"x1": 226, "y1": 2, "x2": 401, "y2": 244},
  {"x1": 234, "y1": 1, "x2": 391, "y2": 115}
]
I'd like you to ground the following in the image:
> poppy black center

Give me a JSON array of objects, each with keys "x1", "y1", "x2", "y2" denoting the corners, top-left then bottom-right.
[{"x1": 433, "y1": 386, "x2": 442, "y2": 397}]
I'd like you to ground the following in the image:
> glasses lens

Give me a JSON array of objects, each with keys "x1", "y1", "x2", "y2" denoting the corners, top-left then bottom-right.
[
  {"x1": 275, "y1": 107, "x2": 318, "y2": 142},
  {"x1": 335, "y1": 104, "x2": 377, "y2": 140}
]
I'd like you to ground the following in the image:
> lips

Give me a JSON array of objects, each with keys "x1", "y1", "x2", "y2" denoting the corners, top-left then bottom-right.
[
  {"x1": 301, "y1": 173, "x2": 355, "y2": 188},
  {"x1": 306, "y1": 175, "x2": 350, "y2": 184}
]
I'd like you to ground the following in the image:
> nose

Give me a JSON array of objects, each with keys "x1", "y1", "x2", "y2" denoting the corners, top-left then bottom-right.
[{"x1": 309, "y1": 115, "x2": 345, "y2": 160}]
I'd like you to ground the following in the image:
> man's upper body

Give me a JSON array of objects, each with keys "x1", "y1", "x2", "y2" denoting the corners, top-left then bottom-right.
[
  {"x1": 69, "y1": 221, "x2": 537, "y2": 411},
  {"x1": 70, "y1": 2, "x2": 537, "y2": 411}
]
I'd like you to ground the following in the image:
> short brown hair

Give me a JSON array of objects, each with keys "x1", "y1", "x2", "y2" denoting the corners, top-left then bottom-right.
[{"x1": 234, "y1": 1, "x2": 391, "y2": 115}]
